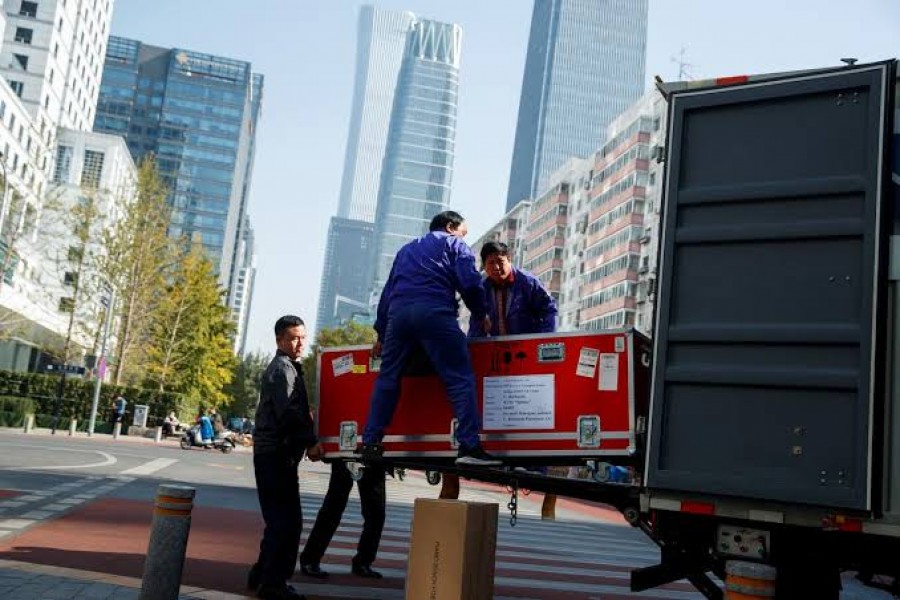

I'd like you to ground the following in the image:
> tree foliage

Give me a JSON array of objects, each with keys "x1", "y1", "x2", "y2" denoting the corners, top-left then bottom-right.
[
  {"x1": 224, "y1": 351, "x2": 269, "y2": 418},
  {"x1": 302, "y1": 320, "x2": 376, "y2": 408},
  {"x1": 102, "y1": 157, "x2": 172, "y2": 385},
  {"x1": 145, "y1": 241, "x2": 236, "y2": 409}
]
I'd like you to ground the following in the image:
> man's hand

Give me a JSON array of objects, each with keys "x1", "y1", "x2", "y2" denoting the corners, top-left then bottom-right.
[
  {"x1": 372, "y1": 341, "x2": 383, "y2": 359},
  {"x1": 482, "y1": 316, "x2": 492, "y2": 336},
  {"x1": 306, "y1": 442, "x2": 323, "y2": 462}
]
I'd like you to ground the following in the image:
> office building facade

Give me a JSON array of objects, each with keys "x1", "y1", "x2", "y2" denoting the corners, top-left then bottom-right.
[
  {"x1": 369, "y1": 17, "x2": 462, "y2": 297},
  {"x1": 317, "y1": 216, "x2": 374, "y2": 331},
  {"x1": 317, "y1": 6, "x2": 412, "y2": 334},
  {"x1": 94, "y1": 37, "x2": 262, "y2": 301},
  {"x1": 505, "y1": 0, "x2": 648, "y2": 211}
]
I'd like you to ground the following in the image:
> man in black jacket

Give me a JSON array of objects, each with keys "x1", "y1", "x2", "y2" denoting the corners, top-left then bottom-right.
[{"x1": 248, "y1": 315, "x2": 322, "y2": 600}]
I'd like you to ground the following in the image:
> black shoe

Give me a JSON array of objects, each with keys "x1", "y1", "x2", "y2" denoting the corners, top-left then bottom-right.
[
  {"x1": 455, "y1": 445, "x2": 502, "y2": 466},
  {"x1": 300, "y1": 563, "x2": 328, "y2": 579},
  {"x1": 247, "y1": 562, "x2": 261, "y2": 591},
  {"x1": 356, "y1": 442, "x2": 384, "y2": 462},
  {"x1": 352, "y1": 564, "x2": 383, "y2": 579},
  {"x1": 257, "y1": 584, "x2": 305, "y2": 600}
]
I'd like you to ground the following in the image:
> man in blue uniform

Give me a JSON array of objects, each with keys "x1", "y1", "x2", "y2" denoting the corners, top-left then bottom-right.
[
  {"x1": 360, "y1": 211, "x2": 500, "y2": 467},
  {"x1": 441, "y1": 241, "x2": 559, "y2": 507},
  {"x1": 468, "y1": 240, "x2": 557, "y2": 338}
]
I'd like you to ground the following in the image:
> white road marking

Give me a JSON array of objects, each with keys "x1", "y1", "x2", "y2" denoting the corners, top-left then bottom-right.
[
  {"x1": 20, "y1": 510, "x2": 52, "y2": 519},
  {"x1": 6, "y1": 450, "x2": 117, "y2": 471},
  {"x1": 42, "y1": 503, "x2": 70, "y2": 511},
  {"x1": 0, "y1": 518, "x2": 36, "y2": 529},
  {"x1": 119, "y1": 458, "x2": 178, "y2": 476}
]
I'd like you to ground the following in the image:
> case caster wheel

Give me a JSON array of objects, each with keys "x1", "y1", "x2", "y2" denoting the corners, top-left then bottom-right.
[
  {"x1": 592, "y1": 462, "x2": 612, "y2": 482},
  {"x1": 425, "y1": 470, "x2": 442, "y2": 486},
  {"x1": 623, "y1": 506, "x2": 641, "y2": 526}
]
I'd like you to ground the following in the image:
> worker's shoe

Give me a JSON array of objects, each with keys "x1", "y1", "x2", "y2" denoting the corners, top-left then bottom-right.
[
  {"x1": 247, "y1": 562, "x2": 261, "y2": 591},
  {"x1": 455, "y1": 445, "x2": 502, "y2": 467},
  {"x1": 356, "y1": 442, "x2": 384, "y2": 463},
  {"x1": 351, "y1": 564, "x2": 383, "y2": 579},
  {"x1": 299, "y1": 563, "x2": 328, "y2": 579}
]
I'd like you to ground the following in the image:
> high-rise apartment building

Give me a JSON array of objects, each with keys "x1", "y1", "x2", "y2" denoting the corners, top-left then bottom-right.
[
  {"x1": 94, "y1": 37, "x2": 262, "y2": 304},
  {"x1": 505, "y1": 0, "x2": 648, "y2": 211},
  {"x1": 370, "y1": 17, "x2": 462, "y2": 297},
  {"x1": 0, "y1": 0, "x2": 113, "y2": 133},
  {"x1": 316, "y1": 6, "x2": 412, "y2": 334},
  {"x1": 0, "y1": 1, "x2": 117, "y2": 371},
  {"x1": 230, "y1": 214, "x2": 256, "y2": 354}
]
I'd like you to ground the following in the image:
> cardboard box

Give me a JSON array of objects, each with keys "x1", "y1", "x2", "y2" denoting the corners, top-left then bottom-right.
[{"x1": 405, "y1": 499, "x2": 498, "y2": 600}]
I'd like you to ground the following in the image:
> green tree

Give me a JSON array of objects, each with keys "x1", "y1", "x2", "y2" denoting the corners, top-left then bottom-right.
[
  {"x1": 145, "y1": 242, "x2": 236, "y2": 409},
  {"x1": 224, "y1": 351, "x2": 270, "y2": 417},
  {"x1": 102, "y1": 157, "x2": 172, "y2": 385},
  {"x1": 302, "y1": 320, "x2": 376, "y2": 409}
]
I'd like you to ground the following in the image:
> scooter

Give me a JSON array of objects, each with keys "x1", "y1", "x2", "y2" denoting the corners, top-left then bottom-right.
[{"x1": 180, "y1": 424, "x2": 236, "y2": 454}]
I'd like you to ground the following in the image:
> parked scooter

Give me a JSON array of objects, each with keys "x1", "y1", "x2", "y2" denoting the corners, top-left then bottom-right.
[{"x1": 180, "y1": 424, "x2": 236, "y2": 454}]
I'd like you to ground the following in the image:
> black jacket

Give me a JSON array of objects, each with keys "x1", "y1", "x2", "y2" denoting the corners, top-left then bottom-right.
[{"x1": 254, "y1": 351, "x2": 317, "y2": 456}]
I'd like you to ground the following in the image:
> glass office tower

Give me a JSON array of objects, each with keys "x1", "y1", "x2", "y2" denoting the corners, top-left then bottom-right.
[
  {"x1": 505, "y1": 0, "x2": 648, "y2": 211},
  {"x1": 369, "y1": 18, "x2": 462, "y2": 297}
]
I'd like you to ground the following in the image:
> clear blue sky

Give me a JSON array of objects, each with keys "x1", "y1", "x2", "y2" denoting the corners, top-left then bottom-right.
[{"x1": 110, "y1": 0, "x2": 899, "y2": 356}]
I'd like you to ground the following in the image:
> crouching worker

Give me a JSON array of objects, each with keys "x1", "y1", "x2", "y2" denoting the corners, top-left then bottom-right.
[
  {"x1": 441, "y1": 241, "x2": 559, "y2": 509},
  {"x1": 359, "y1": 211, "x2": 500, "y2": 467}
]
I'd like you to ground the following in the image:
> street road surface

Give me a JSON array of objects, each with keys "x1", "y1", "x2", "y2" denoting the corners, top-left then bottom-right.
[{"x1": 0, "y1": 429, "x2": 888, "y2": 599}]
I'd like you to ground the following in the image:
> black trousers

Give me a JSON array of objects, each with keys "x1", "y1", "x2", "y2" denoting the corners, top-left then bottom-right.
[
  {"x1": 254, "y1": 452, "x2": 302, "y2": 587},
  {"x1": 300, "y1": 461, "x2": 385, "y2": 568}
]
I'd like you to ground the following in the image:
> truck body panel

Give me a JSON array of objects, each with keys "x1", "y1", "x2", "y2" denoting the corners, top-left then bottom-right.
[{"x1": 646, "y1": 62, "x2": 895, "y2": 512}]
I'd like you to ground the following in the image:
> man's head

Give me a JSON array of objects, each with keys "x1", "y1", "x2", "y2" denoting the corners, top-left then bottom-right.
[
  {"x1": 429, "y1": 211, "x2": 468, "y2": 239},
  {"x1": 481, "y1": 241, "x2": 512, "y2": 284},
  {"x1": 274, "y1": 315, "x2": 307, "y2": 360}
]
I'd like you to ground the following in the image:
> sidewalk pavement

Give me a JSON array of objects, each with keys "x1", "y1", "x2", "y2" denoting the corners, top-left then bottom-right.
[{"x1": 0, "y1": 559, "x2": 252, "y2": 599}]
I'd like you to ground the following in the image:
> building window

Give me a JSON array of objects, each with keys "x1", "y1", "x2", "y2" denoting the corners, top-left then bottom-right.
[
  {"x1": 13, "y1": 54, "x2": 28, "y2": 70},
  {"x1": 58, "y1": 297, "x2": 74, "y2": 313},
  {"x1": 0, "y1": 101, "x2": 5, "y2": 120},
  {"x1": 9, "y1": 81, "x2": 23, "y2": 97},
  {"x1": 63, "y1": 271, "x2": 78, "y2": 287},
  {"x1": 48, "y1": 69, "x2": 53, "y2": 83},
  {"x1": 14, "y1": 27, "x2": 33, "y2": 44},
  {"x1": 19, "y1": 1, "x2": 37, "y2": 17},
  {"x1": 80, "y1": 149, "x2": 104, "y2": 188},
  {"x1": 67, "y1": 246, "x2": 82, "y2": 262},
  {"x1": 53, "y1": 145, "x2": 72, "y2": 183}
]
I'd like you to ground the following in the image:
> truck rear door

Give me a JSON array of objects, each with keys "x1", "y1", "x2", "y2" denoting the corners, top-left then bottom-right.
[{"x1": 646, "y1": 61, "x2": 895, "y2": 511}]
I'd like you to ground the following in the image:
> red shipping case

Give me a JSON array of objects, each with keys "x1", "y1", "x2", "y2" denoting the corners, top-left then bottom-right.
[{"x1": 316, "y1": 329, "x2": 651, "y2": 461}]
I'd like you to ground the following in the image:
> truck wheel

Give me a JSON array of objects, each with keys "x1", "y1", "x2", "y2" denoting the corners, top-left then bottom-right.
[{"x1": 426, "y1": 470, "x2": 442, "y2": 486}]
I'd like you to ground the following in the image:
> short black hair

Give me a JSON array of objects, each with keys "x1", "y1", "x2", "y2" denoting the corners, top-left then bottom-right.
[
  {"x1": 480, "y1": 241, "x2": 510, "y2": 265},
  {"x1": 429, "y1": 210, "x2": 465, "y2": 232},
  {"x1": 274, "y1": 315, "x2": 305, "y2": 338}
]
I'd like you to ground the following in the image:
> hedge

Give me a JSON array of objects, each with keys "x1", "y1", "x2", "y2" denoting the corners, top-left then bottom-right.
[{"x1": 0, "y1": 369, "x2": 189, "y2": 427}]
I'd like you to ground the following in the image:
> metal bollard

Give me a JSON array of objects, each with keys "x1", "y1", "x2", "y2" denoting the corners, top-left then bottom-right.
[
  {"x1": 113, "y1": 422, "x2": 122, "y2": 439},
  {"x1": 154, "y1": 426, "x2": 163, "y2": 443},
  {"x1": 23, "y1": 414, "x2": 34, "y2": 434},
  {"x1": 69, "y1": 419, "x2": 77, "y2": 436},
  {"x1": 139, "y1": 484, "x2": 196, "y2": 600}
]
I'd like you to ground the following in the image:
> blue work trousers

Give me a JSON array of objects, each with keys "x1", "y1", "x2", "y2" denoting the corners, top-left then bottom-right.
[{"x1": 363, "y1": 304, "x2": 481, "y2": 449}]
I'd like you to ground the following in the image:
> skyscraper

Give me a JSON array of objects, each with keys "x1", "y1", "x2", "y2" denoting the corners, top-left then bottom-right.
[
  {"x1": 94, "y1": 37, "x2": 262, "y2": 304},
  {"x1": 316, "y1": 6, "x2": 413, "y2": 333},
  {"x1": 369, "y1": 17, "x2": 462, "y2": 296},
  {"x1": 338, "y1": 6, "x2": 415, "y2": 223},
  {"x1": 505, "y1": 0, "x2": 648, "y2": 211}
]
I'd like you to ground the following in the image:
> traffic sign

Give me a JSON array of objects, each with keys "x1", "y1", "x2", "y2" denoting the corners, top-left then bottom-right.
[{"x1": 45, "y1": 364, "x2": 86, "y2": 375}]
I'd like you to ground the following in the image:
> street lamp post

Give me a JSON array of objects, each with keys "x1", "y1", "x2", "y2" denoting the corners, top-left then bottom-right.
[{"x1": 88, "y1": 286, "x2": 116, "y2": 436}]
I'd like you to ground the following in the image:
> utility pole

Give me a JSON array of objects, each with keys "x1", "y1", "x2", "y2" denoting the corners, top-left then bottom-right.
[{"x1": 89, "y1": 287, "x2": 115, "y2": 436}]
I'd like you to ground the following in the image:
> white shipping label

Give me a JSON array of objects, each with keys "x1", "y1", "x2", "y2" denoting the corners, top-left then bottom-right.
[
  {"x1": 598, "y1": 353, "x2": 619, "y2": 391},
  {"x1": 483, "y1": 374, "x2": 555, "y2": 430},
  {"x1": 576, "y1": 347, "x2": 600, "y2": 378},
  {"x1": 331, "y1": 354, "x2": 354, "y2": 377}
]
